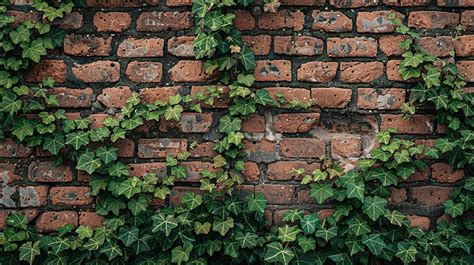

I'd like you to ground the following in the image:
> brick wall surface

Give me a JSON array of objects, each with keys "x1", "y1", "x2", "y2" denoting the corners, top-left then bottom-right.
[{"x1": 1, "y1": 0, "x2": 473, "y2": 231}]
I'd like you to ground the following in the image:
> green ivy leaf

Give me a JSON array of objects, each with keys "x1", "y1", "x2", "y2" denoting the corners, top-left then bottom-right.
[
  {"x1": 22, "y1": 39, "x2": 47, "y2": 63},
  {"x1": 396, "y1": 243, "x2": 417, "y2": 264},
  {"x1": 164, "y1": 105, "x2": 183, "y2": 121},
  {"x1": 65, "y1": 131, "x2": 89, "y2": 150},
  {"x1": 117, "y1": 177, "x2": 142, "y2": 199},
  {"x1": 297, "y1": 236, "x2": 316, "y2": 253},
  {"x1": 264, "y1": 242, "x2": 294, "y2": 265},
  {"x1": 239, "y1": 46, "x2": 255, "y2": 71},
  {"x1": 449, "y1": 235, "x2": 471, "y2": 254},
  {"x1": 315, "y1": 226, "x2": 338, "y2": 242},
  {"x1": 384, "y1": 210, "x2": 409, "y2": 227},
  {"x1": 277, "y1": 225, "x2": 301, "y2": 243},
  {"x1": 151, "y1": 213, "x2": 178, "y2": 236},
  {"x1": 76, "y1": 225, "x2": 94, "y2": 240},
  {"x1": 348, "y1": 217, "x2": 371, "y2": 236},
  {"x1": 76, "y1": 151, "x2": 101, "y2": 174},
  {"x1": 246, "y1": 193, "x2": 267, "y2": 214},
  {"x1": 181, "y1": 192, "x2": 203, "y2": 210},
  {"x1": 19, "y1": 241, "x2": 40, "y2": 265},
  {"x1": 300, "y1": 213, "x2": 319, "y2": 234},
  {"x1": 194, "y1": 222, "x2": 211, "y2": 235},
  {"x1": 362, "y1": 234, "x2": 386, "y2": 256},
  {"x1": 310, "y1": 183, "x2": 333, "y2": 204},
  {"x1": 99, "y1": 240, "x2": 122, "y2": 261},
  {"x1": 12, "y1": 120, "x2": 34, "y2": 141},
  {"x1": 96, "y1": 146, "x2": 117, "y2": 165},
  {"x1": 212, "y1": 217, "x2": 234, "y2": 236},
  {"x1": 171, "y1": 244, "x2": 192, "y2": 264},
  {"x1": 362, "y1": 196, "x2": 387, "y2": 221},
  {"x1": 444, "y1": 200, "x2": 464, "y2": 218},
  {"x1": 218, "y1": 115, "x2": 241, "y2": 133},
  {"x1": 346, "y1": 182, "x2": 365, "y2": 202},
  {"x1": 118, "y1": 226, "x2": 139, "y2": 247},
  {"x1": 235, "y1": 231, "x2": 258, "y2": 248}
]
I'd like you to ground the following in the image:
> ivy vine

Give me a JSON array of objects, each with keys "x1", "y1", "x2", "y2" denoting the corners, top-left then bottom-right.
[{"x1": 0, "y1": 1, "x2": 473, "y2": 265}]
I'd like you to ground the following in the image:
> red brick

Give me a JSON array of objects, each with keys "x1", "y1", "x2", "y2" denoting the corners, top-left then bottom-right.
[
  {"x1": 79, "y1": 212, "x2": 103, "y2": 228},
  {"x1": 379, "y1": 35, "x2": 407, "y2": 56},
  {"x1": 93, "y1": 12, "x2": 131, "y2": 32},
  {"x1": 47, "y1": 87, "x2": 93, "y2": 108},
  {"x1": 340, "y1": 62, "x2": 384, "y2": 83},
  {"x1": 241, "y1": 114, "x2": 266, "y2": 133},
  {"x1": 138, "y1": 138, "x2": 188, "y2": 158},
  {"x1": 64, "y1": 34, "x2": 112, "y2": 56},
  {"x1": 159, "y1": 113, "x2": 213, "y2": 133},
  {"x1": 24, "y1": 60, "x2": 67, "y2": 83},
  {"x1": 297, "y1": 189, "x2": 315, "y2": 204},
  {"x1": 255, "y1": 184, "x2": 296, "y2": 205},
  {"x1": 389, "y1": 187, "x2": 407, "y2": 206},
  {"x1": 139, "y1": 86, "x2": 181, "y2": 104},
  {"x1": 461, "y1": 11, "x2": 474, "y2": 31},
  {"x1": 258, "y1": 10, "x2": 304, "y2": 31},
  {"x1": 97, "y1": 86, "x2": 133, "y2": 108},
  {"x1": 167, "y1": 36, "x2": 194, "y2": 57},
  {"x1": 28, "y1": 161, "x2": 73, "y2": 182},
  {"x1": 243, "y1": 139, "x2": 279, "y2": 163},
  {"x1": 457, "y1": 61, "x2": 474, "y2": 82},
  {"x1": 273, "y1": 113, "x2": 320, "y2": 133},
  {"x1": 297, "y1": 61, "x2": 338, "y2": 83},
  {"x1": 49, "y1": 12, "x2": 83, "y2": 30},
  {"x1": 383, "y1": 0, "x2": 430, "y2": 5},
  {"x1": 357, "y1": 11, "x2": 404, "y2": 33},
  {"x1": 190, "y1": 86, "x2": 230, "y2": 108},
  {"x1": 281, "y1": 138, "x2": 325, "y2": 158},
  {"x1": 190, "y1": 142, "x2": 217, "y2": 158},
  {"x1": 264, "y1": 87, "x2": 311, "y2": 104},
  {"x1": 386, "y1": 60, "x2": 407, "y2": 82},
  {"x1": 170, "y1": 186, "x2": 203, "y2": 206},
  {"x1": 137, "y1": 12, "x2": 192, "y2": 31},
  {"x1": 169, "y1": 61, "x2": 216, "y2": 82},
  {"x1": 118, "y1": 37, "x2": 164, "y2": 57},
  {"x1": 5, "y1": 10, "x2": 38, "y2": 27},
  {"x1": 243, "y1": 162, "x2": 260, "y2": 182},
  {"x1": 357, "y1": 88, "x2": 405, "y2": 110},
  {"x1": 0, "y1": 139, "x2": 32, "y2": 158},
  {"x1": 275, "y1": 36, "x2": 323, "y2": 56},
  {"x1": 126, "y1": 61, "x2": 162, "y2": 83},
  {"x1": 312, "y1": 11, "x2": 352, "y2": 32},
  {"x1": 404, "y1": 168, "x2": 430, "y2": 182},
  {"x1": 50, "y1": 187, "x2": 93, "y2": 206},
  {"x1": 233, "y1": 10, "x2": 255, "y2": 31},
  {"x1": 0, "y1": 163, "x2": 20, "y2": 184},
  {"x1": 330, "y1": 0, "x2": 379, "y2": 8},
  {"x1": 331, "y1": 136, "x2": 362, "y2": 158},
  {"x1": 311, "y1": 88, "x2": 352, "y2": 108},
  {"x1": 419, "y1": 36, "x2": 454, "y2": 57},
  {"x1": 327, "y1": 37, "x2": 377, "y2": 57},
  {"x1": 254, "y1": 60, "x2": 291, "y2": 82},
  {"x1": 381, "y1": 114, "x2": 434, "y2": 134},
  {"x1": 406, "y1": 215, "x2": 430, "y2": 230},
  {"x1": 0, "y1": 210, "x2": 6, "y2": 230},
  {"x1": 437, "y1": 0, "x2": 474, "y2": 6},
  {"x1": 86, "y1": 0, "x2": 148, "y2": 7},
  {"x1": 243, "y1": 35, "x2": 272, "y2": 56},
  {"x1": 410, "y1": 186, "x2": 452, "y2": 206},
  {"x1": 36, "y1": 211, "x2": 78, "y2": 233},
  {"x1": 166, "y1": 0, "x2": 191, "y2": 5},
  {"x1": 129, "y1": 162, "x2": 167, "y2": 177},
  {"x1": 19, "y1": 186, "x2": 48, "y2": 207},
  {"x1": 431, "y1": 163, "x2": 464, "y2": 183},
  {"x1": 114, "y1": 139, "x2": 135, "y2": 158},
  {"x1": 267, "y1": 161, "x2": 320, "y2": 180},
  {"x1": 72, "y1": 61, "x2": 120, "y2": 83},
  {"x1": 455, "y1": 35, "x2": 474, "y2": 56},
  {"x1": 408, "y1": 11, "x2": 459, "y2": 29},
  {"x1": 280, "y1": 0, "x2": 325, "y2": 5},
  {"x1": 181, "y1": 161, "x2": 220, "y2": 182}
]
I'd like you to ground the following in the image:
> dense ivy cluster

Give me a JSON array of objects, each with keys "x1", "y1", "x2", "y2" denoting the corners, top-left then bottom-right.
[{"x1": 0, "y1": 1, "x2": 473, "y2": 264}]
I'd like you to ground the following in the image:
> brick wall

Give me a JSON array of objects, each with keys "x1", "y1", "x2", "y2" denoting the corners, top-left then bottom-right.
[{"x1": 1, "y1": 0, "x2": 473, "y2": 232}]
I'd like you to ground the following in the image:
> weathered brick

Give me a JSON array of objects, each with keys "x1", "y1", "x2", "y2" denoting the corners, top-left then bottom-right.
[
  {"x1": 357, "y1": 11, "x2": 404, "y2": 33},
  {"x1": 419, "y1": 36, "x2": 454, "y2": 57},
  {"x1": 389, "y1": 187, "x2": 407, "y2": 206},
  {"x1": 243, "y1": 35, "x2": 272, "y2": 56},
  {"x1": 5, "y1": 10, "x2": 38, "y2": 27},
  {"x1": 380, "y1": 114, "x2": 434, "y2": 134},
  {"x1": 11, "y1": 0, "x2": 33, "y2": 6},
  {"x1": 191, "y1": 86, "x2": 230, "y2": 108},
  {"x1": 138, "y1": 138, "x2": 188, "y2": 158},
  {"x1": 461, "y1": 11, "x2": 474, "y2": 31},
  {"x1": 331, "y1": 136, "x2": 362, "y2": 158},
  {"x1": 159, "y1": 113, "x2": 213, "y2": 133},
  {"x1": 170, "y1": 186, "x2": 203, "y2": 206},
  {"x1": 267, "y1": 161, "x2": 320, "y2": 180},
  {"x1": 274, "y1": 36, "x2": 323, "y2": 56},
  {"x1": 457, "y1": 61, "x2": 474, "y2": 82},
  {"x1": 379, "y1": 35, "x2": 407, "y2": 56},
  {"x1": 0, "y1": 163, "x2": 20, "y2": 184},
  {"x1": 97, "y1": 86, "x2": 133, "y2": 108},
  {"x1": 255, "y1": 184, "x2": 296, "y2": 205},
  {"x1": 311, "y1": 88, "x2": 352, "y2": 108},
  {"x1": 297, "y1": 61, "x2": 338, "y2": 83},
  {"x1": 36, "y1": 211, "x2": 78, "y2": 233},
  {"x1": 48, "y1": 88, "x2": 93, "y2": 108},
  {"x1": 254, "y1": 60, "x2": 291, "y2": 82},
  {"x1": 19, "y1": 186, "x2": 49, "y2": 207},
  {"x1": 0, "y1": 210, "x2": 6, "y2": 230},
  {"x1": 383, "y1": 0, "x2": 430, "y2": 6},
  {"x1": 166, "y1": 0, "x2": 191, "y2": 6},
  {"x1": 126, "y1": 61, "x2": 162, "y2": 83},
  {"x1": 242, "y1": 114, "x2": 266, "y2": 133},
  {"x1": 437, "y1": 0, "x2": 474, "y2": 6},
  {"x1": 28, "y1": 161, "x2": 73, "y2": 182},
  {"x1": 243, "y1": 139, "x2": 279, "y2": 163},
  {"x1": 280, "y1": 0, "x2": 326, "y2": 5},
  {"x1": 258, "y1": 10, "x2": 304, "y2": 31},
  {"x1": 169, "y1": 61, "x2": 216, "y2": 82},
  {"x1": 93, "y1": 12, "x2": 131, "y2": 32},
  {"x1": 265, "y1": 87, "x2": 311, "y2": 104},
  {"x1": 118, "y1": 37, "x2": 164, "y2": 57},
  {"x1": 243, "y1": 162, "x2": 260, "y2": 182},
  {"x1": 129, "y1": 162, "x2": 167, "y2": 177},
  {"x1": 273, "y1": 113, "x2": 320, "y2": 133},
  {"x1": 406, "y1": 215, "x2": 431, "y2": 230},
  {"x1": 168, "y1": 36, "x2": 194, "y2": 57},
  {"x1": 340, "y1": 62, "x2": 384, "y2": 83},
  {"x1": 137, "y1": 12, "x2": 192, "y2": 31},
  {"x1": 181, "y1": 161, "x2": 220, "y2": 182},
  {"x1": 139, "y1": 86, "x2": 181, "y2": 104},
  {"x1": 312, "y1": 11, "x2": 352, "y2": 32},
  {"x1": 330, "y1": 0, "x2": 379, "y2": 8},
  {"x1": 386, "y1": 60, "x2": 408, "y2": 82},
  {"x1": 47, "y1": 11, "x2": 83, "y2": 30},
  {"x1": 410, "y1": 186, "x2": 452, "y2": 206},
  {"x1": 24, "y1": 60, "x2": 67, "y2": 83},
  {"x1": 64, "y1": 35, "x2": 112, "y2": 56},
  {"x1": 0, "y1": 139, "x2": 32, "y2": 158},
  {"x1": 79, "y1": 212, "x2": 104, "y2": 228},
  {"x1": 233, "y1": 10, "x2": 255, "y2": 31},
  {"x1": 280, "y1": 138, "x2": 325, "y2": 158},
  {"x1": 72, "y1": 61, "x2": 120, "y2": 83},
  {"x1": 86, "y1": 0, "x2": 146, "y2": 7},
  {"x1": 431, "y1": 163, "x2": 464, "y2": 183},
  {"x1": 455, "y1": 35, "x2": 474, "y2": 56},
  {"x1": 297, "y1": 189, "x2": 315, "y2": 204},
  {"x1": 190, "y1": 142, "x2": 217, "y2": 158},
  {"x1": 357, "y1": 88, "x2": 406, "y2": 110},
  {"x1": 327, "y1": 37, "x2": 377, "y2": 57},
  {"x1": 408, "y1": 11, "x2": 459, "y2": 29},
  {"x1": 50, "y1": 187, "x2": 93, "y2": 206}
]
